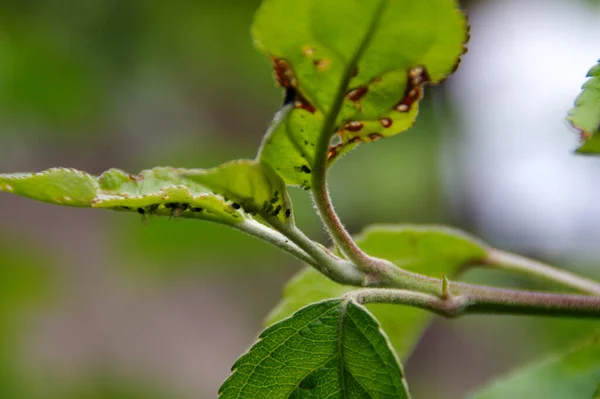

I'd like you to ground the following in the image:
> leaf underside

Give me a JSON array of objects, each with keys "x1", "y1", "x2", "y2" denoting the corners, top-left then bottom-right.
[
  {"x1": 266, "y1": 224, "x2": 487, "y2": 360},
  {"x1": 219, "y1": 299, "x2": 410, "y2": 399},
  {"x1": 0, "y1": 160, "x2": 293, "y2": 226},
  {"x1": 568, "y1": 60, "x2": 600, "y2": 155},
  {"x1": 469, "y1": 335, "x2": 600, "y2": 399},
  {"x1": 182, "y1": 160, "x2": 293, "y2": 224},
  {"x1": 253, "y1": 0, "x2": 469, "y2": 187}
]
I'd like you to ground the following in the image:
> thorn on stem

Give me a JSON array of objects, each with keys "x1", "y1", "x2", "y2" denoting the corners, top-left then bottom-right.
[{"x1": 442, "y1": 274, "x2": 451, "y2": 299}]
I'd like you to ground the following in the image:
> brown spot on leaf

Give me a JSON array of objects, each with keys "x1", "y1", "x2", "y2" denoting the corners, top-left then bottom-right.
[
  {"x1": 346, "y1": 87, "x2": 368, "y2": 102},
  {"x1": 348, "y1": 136, "x2": 362, "y2": 144},
  {"x1": 272, "y1": 57, "x2": 296, "y2": 88},
  {"x1": 368, "y1": 133, "x2": 383, "y2": 141},
  {"x1": 380, "y1": 118, "x2": 392, "y2": 128},
  {"x1": 302, "y1": 45, "x2": 315, "y2": 57},
  {"x1": 294, "y1": 97, "x2": 316, "y2": 114},
  {"x1": 394, "y1": 66, "x2": 430, "y2": 113},
  {"x1": 344, "y1": 121, "x2": 364, "y2": 132},
  {"x1": 346, "y1": 86, "x2": 369, "y2": 111},
  {"x1": 346, "y1": 86, "x2": 368, "y2": 110},
  {"x1": 327, "y1": 143, "x2": 342, "y2": 161},
  {"x1": 314, "y1": 58, "x2": 331, "y2": 71}
]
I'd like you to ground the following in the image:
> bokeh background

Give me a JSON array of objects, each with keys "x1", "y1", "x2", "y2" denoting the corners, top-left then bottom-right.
[{"x1": 0, "y1": 0, "x2": 599, "y2": 398}]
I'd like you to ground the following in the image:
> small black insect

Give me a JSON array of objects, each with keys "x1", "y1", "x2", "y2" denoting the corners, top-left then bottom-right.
[
  {"x1": 231, "y1": 202, "x2": 241, "y2": 210},
  {"x1": 137, "y1": 207, "x2": 148, "y2": 225},
  {"x1": 271, "y1": 204, "x2": 282, "y2": 217},
  {"x1": 270, "y1": 190, "x2": 280, "y2": 204},
  {"x1": 285, "y1": 209, "x2": 291, "y2": 218},
  {"x1": 165, "y1": 202, "x2": 184, "y2": 219}
]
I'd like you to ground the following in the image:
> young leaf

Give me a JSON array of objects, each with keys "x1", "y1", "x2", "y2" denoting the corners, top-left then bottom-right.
[
  {"x1": 219, "y1": 299, "x2": 410, "y2": 399},
  {"x1": 469, "y1": 336, "x2": 600, "y2": 399},
  {"x1": 253, "y1": 0, "x2": 468, "y2": 186},
  {"x1": 266, "y1": 224, "x2": 487, "y2": 359},
  {"x1": 0, "y1": 167, "x2": 243, "y2": 225},
  {"x1": 568, "y1": 60, "x2": 600, "y2": 155},
  {"x1": 182, "y1": 160, "x2": 293, "y2": 224}
]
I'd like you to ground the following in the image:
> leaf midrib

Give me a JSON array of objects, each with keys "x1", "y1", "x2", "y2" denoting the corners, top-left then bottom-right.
[{"x1": 312, "y1": 0, "x2": 390, "y2": 183}]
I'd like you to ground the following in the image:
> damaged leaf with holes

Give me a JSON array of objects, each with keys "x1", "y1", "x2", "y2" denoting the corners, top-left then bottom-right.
[
  {"x1": 0, "y1": 167, "x2": 244, "y2": 225},
  {"x1": 254, "y1": 0, "x2": 468, "y2": 186},
  {"x1": 568, "y1": 60, "x2": 600, "y2": 155}
]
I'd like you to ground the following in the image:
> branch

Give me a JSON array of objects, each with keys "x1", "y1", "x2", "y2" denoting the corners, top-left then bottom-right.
[
  {"x1": 267, "y1": 219, "x2": 366, "y2": 286},
  {"x1": 234, "y1": 219, "x2": 318, "y2": 267},
  {"x1": 351, "y1": 286, "x2": 600, "y2": 319},
  {"x1": 480, "y1": 248, "x2": 600, "y2": 296}
]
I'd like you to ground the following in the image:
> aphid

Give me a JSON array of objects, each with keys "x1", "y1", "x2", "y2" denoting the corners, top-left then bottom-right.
[
  {"x1": 136, "y1": 207, "x2": 149, "y2": 225},
  {"x1": 285, "y1": 209, "x2": 291, "y2": 218},
  {"x1": 270, "y1": 191, "x2": 280, "y2": 204},
  {"x1": 231, "y1": 202, "x2": 241, "y2": 210},
  {"x1": 147, "y1": 204, "x2": 159, "y2": 214},
  {"x1": 271, "y1": 205, "x2": 282, "y2": 217},
  {"x1": 165, "y1": 202, "x2": 186, "y2": 219}
]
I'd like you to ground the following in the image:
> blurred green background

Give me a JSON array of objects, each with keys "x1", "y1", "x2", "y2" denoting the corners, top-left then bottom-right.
[{"x1": 0, "y1": 0, "x2": 599, "y2": 398}]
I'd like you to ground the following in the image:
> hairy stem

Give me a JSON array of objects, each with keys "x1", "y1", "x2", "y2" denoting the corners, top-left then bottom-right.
[
  {"x1": 352, "y1": 286, "x2": 600, "y2": 318},
  {"x1": 235, "y1": 219, "x2": 318, "y2": 268},
  {"x1": 311, "y1": 0, "x2": 389, "y2": 272},
  {"x1": 269, "y1": 219, "x2": 365, "y2": 285},
  {"x1": 481, "y1": 248, "x2": 600, "y2": 296}
]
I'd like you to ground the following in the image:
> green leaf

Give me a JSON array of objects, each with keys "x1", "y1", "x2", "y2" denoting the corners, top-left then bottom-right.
[
  {"x1": 182, "y1": 160, "x2": 293, "y2": 224},
  {"x1": 267, "y1": 224, "x2": 487, "y2": 359},
  {"x1": 594, "y1": 383, "x2": 600, "y2": 399},
  {"x1": 253, "y1": 0, "x2": 468, "y2": 186},
  {"x1": 469, "y1": 336, "x2": 600, "y2": 399},
  {"x1": 0, "y1": 167, "x2": 244, "y2": 225},
  {"x1": 0, "y1": 168, "x2": 97, "y2": 207},
  {"x1": 568, "y1": 60, "x2": 600, "y2": 155},
  {"x1": 219, "y1": 299, "x2": 410, "y2": 399}
]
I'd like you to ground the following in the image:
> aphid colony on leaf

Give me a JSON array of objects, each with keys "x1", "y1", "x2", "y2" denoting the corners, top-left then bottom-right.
[{"x1": 117, "y1": 202, "x2": 207, "y2": 222}]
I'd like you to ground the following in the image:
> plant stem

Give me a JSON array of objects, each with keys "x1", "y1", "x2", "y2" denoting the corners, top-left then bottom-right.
[
  {"x1": 234, "y1": 219, "x2": 318, "y2": 267},
  {"x1": 311, "y1": 1, "x2": 389, "y2": 272},
  {"x1": 480, "y1": 248, "x2": 600, "y2": 296},
  {"x1": 269, "y1": 219, "x2": 365, "y2": 285},
  {"x1": 352, "y1": 286, "x2": 600, "y2": 318},
  {"x1": 240, "y1": 216, "x2": 600, "y2": 319}
]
